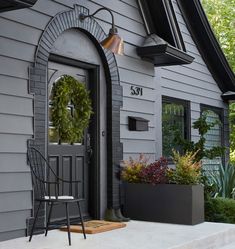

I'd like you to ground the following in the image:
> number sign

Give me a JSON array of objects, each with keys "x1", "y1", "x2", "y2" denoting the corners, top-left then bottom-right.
[{"x1": 130, "y1": 86, "x2": 143, "y2": 96}]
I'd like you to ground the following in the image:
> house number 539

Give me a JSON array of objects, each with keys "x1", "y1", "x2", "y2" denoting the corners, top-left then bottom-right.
[{"x1": 130, "y1": 86, "x2": 143, "y2": 96}]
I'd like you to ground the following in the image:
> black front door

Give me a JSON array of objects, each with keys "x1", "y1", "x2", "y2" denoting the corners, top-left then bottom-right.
[{"x1": 47, "y1": 61, "x2": 90, "y2": 221}]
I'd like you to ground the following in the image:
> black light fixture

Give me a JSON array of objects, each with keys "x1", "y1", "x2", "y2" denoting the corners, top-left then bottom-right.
[{"x1": 80, "y1": 7, "x2": 124, "y2": 55}]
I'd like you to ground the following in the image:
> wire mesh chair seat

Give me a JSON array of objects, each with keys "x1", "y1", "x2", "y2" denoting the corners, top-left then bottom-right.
[
  {"x1": 42, "y1": 195, "x2": 75, "y2": 201},
  {"x1": 27, "y1": 146, "x2": 86, "y2": 246}
]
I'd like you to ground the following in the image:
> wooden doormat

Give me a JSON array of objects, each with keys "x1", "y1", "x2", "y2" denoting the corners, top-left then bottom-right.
[{"x1": 60, "y1": 220, "x2": 126, "y2": 234}]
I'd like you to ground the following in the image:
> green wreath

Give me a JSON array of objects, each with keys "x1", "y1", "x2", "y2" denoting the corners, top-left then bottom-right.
[{"x1": 51, "y1": 75, "x2": 93, "y2": 144}]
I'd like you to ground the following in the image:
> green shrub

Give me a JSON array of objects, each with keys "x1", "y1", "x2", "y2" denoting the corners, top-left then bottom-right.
[
  {"x1": 207, "y1": 163, "x2": 235, "y2": 198},
  {"x1": 174, "y1": 115, "x2": 225, "y2": 162},
  {"x1": 166, "y1": 150, "x2": 202, "y2": 185},
  {"x1": 121, "y1": 154, "x2": 148, "y2": 183},
  {"x1": 205, "y1": 197, "x2": 235, "y2": 223}
]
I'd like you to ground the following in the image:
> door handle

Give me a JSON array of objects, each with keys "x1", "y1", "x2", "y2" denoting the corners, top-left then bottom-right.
[{"x1": 87, "y1": 147, "x2": 93, "y2": 158}]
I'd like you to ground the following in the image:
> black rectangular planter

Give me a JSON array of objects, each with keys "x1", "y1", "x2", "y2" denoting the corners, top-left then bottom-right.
[{"x1": 123, "y1": 183, "x2": 204, "y2": 225}]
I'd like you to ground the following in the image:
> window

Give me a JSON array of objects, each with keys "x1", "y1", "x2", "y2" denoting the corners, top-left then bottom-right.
[
  {"x1": 137, "y1": 0, "x2": 194, "y2": 67},
  {"x1": 201, "y1": 105, "x2": 223, "y2": 171},
  {"x1": 138, "y1": 0, "x2": 186, "y2": 51},
  {"x1": 162, "y1": 97, "x2": 190, "y2": 158}
]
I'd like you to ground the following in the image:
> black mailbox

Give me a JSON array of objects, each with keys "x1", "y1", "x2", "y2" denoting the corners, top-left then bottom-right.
[{"x1": 128, "y1": 116, "x2": 149, "y2": 131}]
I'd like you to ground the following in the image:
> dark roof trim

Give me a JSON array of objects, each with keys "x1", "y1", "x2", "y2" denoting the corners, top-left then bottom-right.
[
  {"x1": 221, "y1": 92, "x2": 235, "y2": 101},
  {"x1": 177, "y1": 0, "x2": 235, "y2": 94},
  {"x1": 0, "y1": 0, "x2": 37, "y2": 13}
]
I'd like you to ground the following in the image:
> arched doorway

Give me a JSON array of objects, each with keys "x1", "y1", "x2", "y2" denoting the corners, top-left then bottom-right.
[
  {"x1": 47, "y1": 28, "x2": 108, "y2": 221},
  {"x1": 29, "y1": 5, "x2": 123, "y2": 228}
]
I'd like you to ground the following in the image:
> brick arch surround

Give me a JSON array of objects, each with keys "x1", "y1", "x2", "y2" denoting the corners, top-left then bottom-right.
[{"x1": 29, "y1": 5, "x2": 123, "y2": 216}]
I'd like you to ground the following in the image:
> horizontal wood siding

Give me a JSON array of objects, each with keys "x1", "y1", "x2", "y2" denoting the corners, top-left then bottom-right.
[
  {"x1": 0, "y1": 1, "x2": 36, "y2": 240},
  {"x1": 0, "y1": 115, "x2": 33, "y2": 135},
  {"x1": 0, "y1": 75, "x2": 30, "y2": 97},
  {"x1": 0, "y1": 210, "x2": 31, "y2": 233},
  {"x1": 0, "y1": 0, "x2": 228, "y2": 241},
  {"x1": 0, "y1": 0, "x2": 156, "y2": 240},
  {"x1": 159, "y1": 0, "x2": 228, "y2": 148},
  {"x1": 0, "y1": 229, "x2": 26, "y2": 242},
  {"x1": 48, "y1": 0, "x2": 156, "y2": 161},
  {"x1": 0, "y1": 173, "x2": 32, "y2": 193},
  {"x1": 0, "y1": 154, "x2": 30, "y2": 173},
  {"x1": 0, "y1": 192, "x2": 32, "y2": 213}
]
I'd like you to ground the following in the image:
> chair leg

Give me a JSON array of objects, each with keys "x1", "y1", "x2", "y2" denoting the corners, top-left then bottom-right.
[
  {"x1": 29, "y1": 201, "x2": 42, "y2": 242},
  {"x1": 65, "y1": 203, "x2": 71, "y2": 246},
  {"x1": 45, "y1": 202, "x2": 54, "y2": 237},
  {"x1": 77, "y1": 201, "x2": 86, "y2": 239}
]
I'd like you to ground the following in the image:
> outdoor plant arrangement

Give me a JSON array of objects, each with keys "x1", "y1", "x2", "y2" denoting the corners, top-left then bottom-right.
[
  {"x1": 205, "y1": 197, "x2": 235, "y2": 224},
  {"x1": 122, "y1": 151, "x2": 204, "y2": 225},
  {"x1": 121, "y1": 154, "x2": 149, "y2": 183},
  {"x1": 121, "y1": 154, "x2": 168, "y2": 185},
  {"x1": 173, "y1": 114, "x2": 225, "y2": 162},
  {"x1": 204, "y1": 162, "x2": 235, "y2": 224},
  {"x1": 207, "y1": 163, "x2": 235, "y2": 199},
  {"x1": 121, "y1": 151, "x2": 202, "y2": 185},
  {"x1": 166, "y1": 150, "x2": 202, "y2": 185},
  {"x1": 50, "y1": 75, "x2": 93, "y2": 144}
]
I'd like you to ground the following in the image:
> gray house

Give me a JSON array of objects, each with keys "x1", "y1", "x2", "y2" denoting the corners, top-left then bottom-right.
[{"x1": 0, "y1": 0, "x2": 234, "y2": 242}]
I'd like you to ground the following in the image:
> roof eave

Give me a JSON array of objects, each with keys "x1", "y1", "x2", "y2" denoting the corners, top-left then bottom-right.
[
  {"x1": 177, "y1": 0, "x2": 235, "y2": 93},
  {"x1": 137, "y1": 43, "x2": 194, "y2": 67}
]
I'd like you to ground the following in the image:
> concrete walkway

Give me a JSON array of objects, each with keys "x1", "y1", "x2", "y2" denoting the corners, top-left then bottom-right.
[{"x1": 1, "y1": 221, "x2": 235, "y2": 249}]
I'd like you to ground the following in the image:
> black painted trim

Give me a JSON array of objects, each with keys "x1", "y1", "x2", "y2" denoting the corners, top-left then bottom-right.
[
  {"x1": 137, "y1": 43, "x2": 194, "y2": 67},
  {"x1": 48, "y1": 54, "x2": 101, "y2": 218},
  {"x1": 162, "y1": 95, "x2": 191, "y2": 141},
  {"x1": 139, "y1": 0, "x2": 186, "y2": 51},
  {"x1": 162, "y1": 95, "x2": 191, "y2": 159},
  {"x1": 138, "y1": 0, "x2": 194, "y2": 66},
  {"x1": 222, "y1": 92, "x2": 235, "y2": 101},
  {"x1": 177, "y1": 0, "x2": 235, "y2": 94},
  {"x1": 0, "y1": 0, "x2": 37, "y2": 13},
  {"x1": 200, "y1": 104, "x2": 225, "y2": 165},
  {"x1": 88, "y1": 67, "x2": 101, "y2": 218}
]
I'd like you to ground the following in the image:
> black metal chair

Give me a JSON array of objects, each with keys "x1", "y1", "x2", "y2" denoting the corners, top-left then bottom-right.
[{"x1": 27, "y1": 146, "x2": 86, "y2": 246}]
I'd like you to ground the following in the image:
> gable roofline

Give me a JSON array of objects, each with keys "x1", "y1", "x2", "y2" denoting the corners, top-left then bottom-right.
[{"x1": 176, "y1": 0, "x2": 235, "y2": 95}]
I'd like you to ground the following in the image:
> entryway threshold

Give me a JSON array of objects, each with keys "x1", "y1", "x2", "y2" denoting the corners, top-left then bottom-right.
[{"x1": 1, "y1": 220, "x2": 235, "y2": 249}]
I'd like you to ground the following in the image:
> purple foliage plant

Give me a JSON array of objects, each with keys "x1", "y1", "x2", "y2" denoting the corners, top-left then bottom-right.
[{"x1": 139, "y1": 157, "x2": 168, "y2": 185}]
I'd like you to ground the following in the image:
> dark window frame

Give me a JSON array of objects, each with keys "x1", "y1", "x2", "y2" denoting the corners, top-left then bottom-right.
[
  {"x1": 0, "y1": 0, "x2": 37, "y2": 13},
  {"x1": 138, "y1": 0, "x2": 186, "y2": 51},
  {"x1": 162, "y1": 96, "x2": 191, "y2": 159},
  {"x1": 200, "y1": 104, "x2": 224, "y2": 147},
  {"x1": 164, "y1": 0, "x2": 186, "y2": 51},
  {"x1": 200, "y1": 104, "x2": 225, "y2": 168}
]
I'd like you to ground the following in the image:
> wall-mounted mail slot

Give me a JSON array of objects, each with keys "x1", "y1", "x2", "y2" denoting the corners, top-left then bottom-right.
[{"x1": 128, "y1": 116, "x2": 149, "y2": 131}]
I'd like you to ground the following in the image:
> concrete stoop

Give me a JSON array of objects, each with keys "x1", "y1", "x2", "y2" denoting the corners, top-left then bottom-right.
[
  {"x1": 220, "y1": 242, "x2": 235, "y2": 249},
  {"x1": 171, "y1": 228, "x2": 235, "y2": 249},
  {"x1": 1, "y1": 221, "x2": 235, "y2": 249}
]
